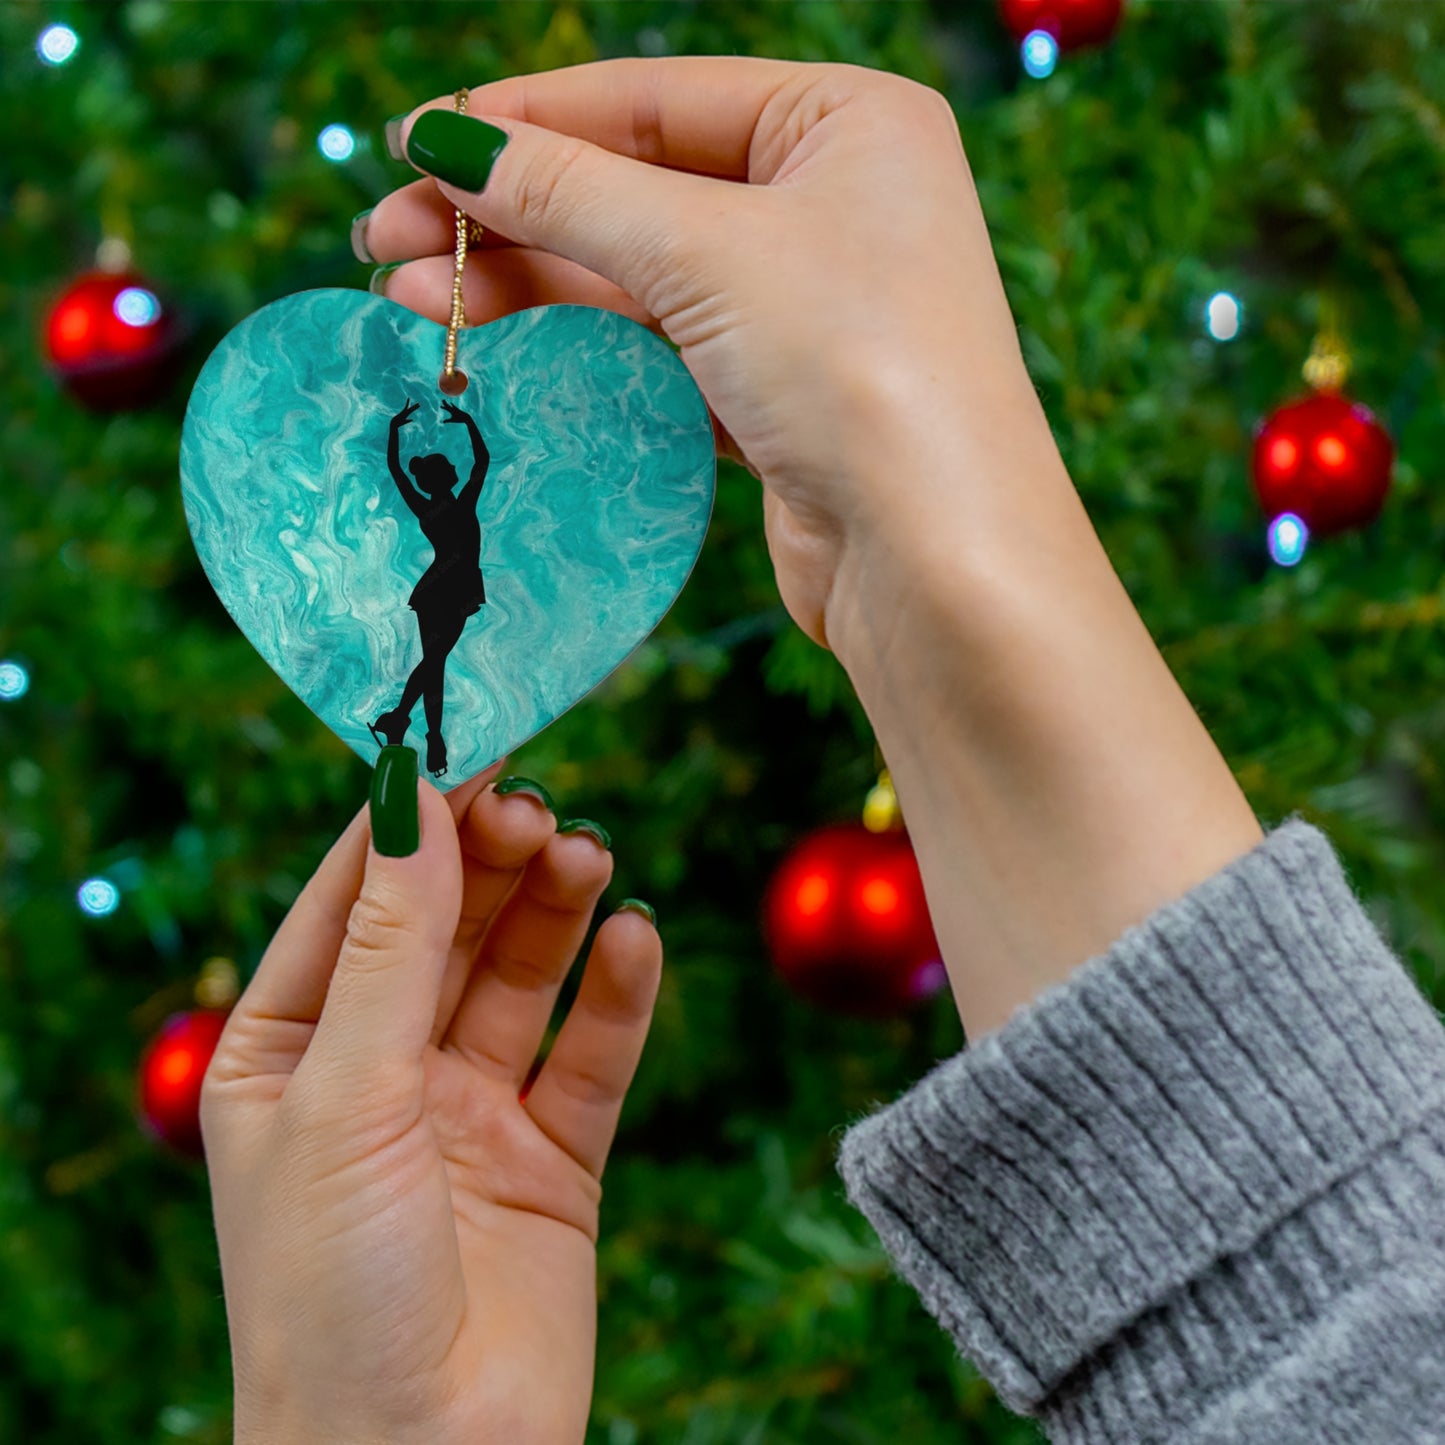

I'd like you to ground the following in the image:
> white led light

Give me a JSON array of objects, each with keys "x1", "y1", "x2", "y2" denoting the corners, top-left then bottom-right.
[
  {"x1": 1267, "y1": 512, "x2": 1309, "y2": 567},
  {"x1": 0, "y1": 661, "x2": 29, "y2": 700},
  {"x1": 1206, "y1": 291, "x2": 1242, "y2": 342},
  {"x1": 1022, "y1": 30, "x2": 1059, "y2": 80},
  {"x1": 114, "y1": 287, "x2": 161, "y2": 327},
  {"x1": 78, "y1": 877, "x2": 121, "y2": 917},
  {"x1": 318, "y1": 124, "x2": 356, "y2": 162},
  {"x1": 38, "y1": 24, "x2": 79, "y2": 66}
]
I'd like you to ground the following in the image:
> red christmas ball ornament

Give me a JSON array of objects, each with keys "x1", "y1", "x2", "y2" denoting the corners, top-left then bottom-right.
[
  {"x1": 137, "y1": 1009, "x2": 230, "y2": 1157},
  {"x1": 763, "y1": 822, "x2": 945, "y2": 1017},
  {"x1": 998, "y1": 0, "x2": 1124, "y2": 50},
  {"x1": 44, "y1": 269, "x2": 182, "y2": 410},
  {"x1": 1251, "y1": 392, "x2": 1394, "y2": 537}
]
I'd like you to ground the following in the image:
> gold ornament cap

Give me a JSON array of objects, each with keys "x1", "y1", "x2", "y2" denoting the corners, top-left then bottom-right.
[
  {"x1": 194, "y1": 956, "x2": 240, "y2": 1010},
  {"x1": 1302, "y1": 332, "x2": 1350, "y2": 393},
  {"x1": 863, "y1": 768, "x2": 902, "y2": 833},
  {"x1": 1303, "y1": 297, "x2": 1350, "y2": 392}
]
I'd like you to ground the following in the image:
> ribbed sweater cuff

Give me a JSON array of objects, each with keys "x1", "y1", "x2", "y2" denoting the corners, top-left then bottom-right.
[{"x1": 835, "y1": 818, "x2": 1445, "y2": 1428}]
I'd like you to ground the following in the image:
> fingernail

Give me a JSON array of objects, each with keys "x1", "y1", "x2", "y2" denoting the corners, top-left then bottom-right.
[
  {"x1": 370, "y1": 746, "x2": 419, "y2": 857},
  {"x1": 405, "y1": 110, "x2": 510, "y2": 192},
  {"x1": 350, "y1": 208, "x2": 375, "y2": 264},
  {"x1": 558, "y1": 818, "x2": 612, "y2": 850},
  {"x1": 493, "y1": 775, "x2": 555, "y2": 811},
  {"x1": 369, "y1": 262, "x2": 402, "y2": 297},
  {"x1": 384, "y1": 113, "x2": 409, "y2": 162},
  {"x1": 617, "y1": 898, "x2": 656, "y2": 926}
]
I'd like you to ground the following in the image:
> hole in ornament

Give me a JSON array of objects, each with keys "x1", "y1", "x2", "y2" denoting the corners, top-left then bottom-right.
[{"x1": 438, "y1": 369, "x2": 469, "y2": 396}]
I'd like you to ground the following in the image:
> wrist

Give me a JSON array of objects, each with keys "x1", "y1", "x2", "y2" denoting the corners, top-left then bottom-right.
[
  {"x1": 824, "y1": 387, "x2": 1079, "y2": 677},
  {"x1": 824, "y1": 406, "x2": 1262, "y2": 1039},
  {"x1": 820, "y1": 334, "x2": 1076, "y2": 648}
]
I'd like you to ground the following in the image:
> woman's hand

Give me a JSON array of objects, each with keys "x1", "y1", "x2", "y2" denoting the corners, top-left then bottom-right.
[
  {"x1": 392, "y1": 398, "x2": 421, "y2": 427},
  {"x1": 201, "y1": 766, "x2": 661, "y2": 1445},
  {"x1": 360, "y1": 59, "x2": 1262, "y2": 1041},
  {"x1": 361, "y1": 58, "x2": 1055, "y2": 654}
]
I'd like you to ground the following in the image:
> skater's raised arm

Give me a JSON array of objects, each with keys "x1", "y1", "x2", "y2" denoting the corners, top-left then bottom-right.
[
  {"x1": 441, "y1": 400, "x2": 490, "y2": 508},
  {"x1": 387, "y1": 400, "x2": 427, "y2": 517}
]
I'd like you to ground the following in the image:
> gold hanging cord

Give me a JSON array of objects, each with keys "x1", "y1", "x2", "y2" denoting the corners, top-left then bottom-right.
[{"x1": 441, "y1": 88, "x2": 485, "y2": 393}]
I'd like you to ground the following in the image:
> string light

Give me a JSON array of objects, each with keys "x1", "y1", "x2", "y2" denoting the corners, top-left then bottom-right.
[
  {"x1": 0, "y1": 661, "x2": 29, "y2": 701},
  {"x1": 1205, "y1": 291, "x2": 1242, "y2": 342},
  {"x1": 1022, "y1": 30, "x2": 1060, "y2": 78},
  {"x1": 317, "y1": 124, "x2": 356, "y2": 162},
  {"x1": 114, "y1": 286, "x2": 162, "y2": 327},
  {"x1": 909, "y1": 959, "x2": 947, "y2": 1001},
  {"x1": 1267, "y1": 512, "x2": 1309, "y2": 567},
  {"x1": 78, "y1": 877, "x2": 121, "y2": 917},
  {"x1": 37, "y1": 24, "x2": 79, "y2": 66}
]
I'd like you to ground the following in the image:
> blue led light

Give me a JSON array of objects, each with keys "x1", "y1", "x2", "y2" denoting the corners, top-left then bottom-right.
[
  {"x1": 0, "y1": 661, "x2": 28, "y2": 701},
  {"x1": 1022, "y1": 29, "x2": 1059, "y2": 79},
  {"x1": 114, "y1": 287, "x2": 161, "y2": 327},
  {"x1": 1205, "y1": 291, "x2": 1242, "y2": 342},
  {"x1": 318, "y1": 124, "x2": 356, "y2": 162},
  {"x1": 1268, "y1": 512, "x2": 1309, "y2": 567},
  {"x1": 38, "y1": 24, "x2": 79, "y2": 66},
  {"x1": 909, "y1": 958, "x2": 948, "y2": 1001},
  {"x1": 78, "y1": 877, "x2": 121, "y2": 917}
]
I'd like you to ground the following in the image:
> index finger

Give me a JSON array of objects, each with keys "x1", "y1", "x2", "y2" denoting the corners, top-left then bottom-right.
[{"x1": 412, "y1": 55, "x2": 808, "y2": 182}]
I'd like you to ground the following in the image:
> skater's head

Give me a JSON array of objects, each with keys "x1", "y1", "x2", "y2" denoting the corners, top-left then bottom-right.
[{"x1": 409, "y1": 453, "x2": 458, "y2": 497}]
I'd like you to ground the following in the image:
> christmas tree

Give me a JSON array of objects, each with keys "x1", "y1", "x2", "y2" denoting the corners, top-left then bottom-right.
[{"x1": 3, "y1": 3, "x2": 1443, "y2": 1442}]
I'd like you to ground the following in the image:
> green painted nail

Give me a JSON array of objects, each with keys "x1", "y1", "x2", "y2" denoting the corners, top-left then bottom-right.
[
  {"x1": 558, "y1": 818, "x2": 612, "y2": 850},
  {"x1": 405, "y1": 110, "x2": 510, "y2": 192},
  {"x1": 369, "y1": 262, "x2": 402, "y2": 297},
  {"x1": 350, "y1": 208, "x2": 375, "y2": 264},
  {"x1": 494, "y1": 776, "x2": 555, "y2": 811},
  {"x1": 370, "y1": 746, "x2": 419, "y2": 857},
  {"x1": 384, "y1": 113, "x2": 409, "y2": 162},
  {"x1": 617, "y1": 898, "x2": 656, "y2": 926}
]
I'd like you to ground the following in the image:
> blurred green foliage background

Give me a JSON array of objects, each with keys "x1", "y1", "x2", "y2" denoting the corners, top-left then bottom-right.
[{"x1": 2, "y1": 2, "x2": 1443, "y2": 1441}]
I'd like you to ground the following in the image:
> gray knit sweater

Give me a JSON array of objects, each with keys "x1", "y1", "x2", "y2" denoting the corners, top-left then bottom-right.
[{"x1": 835, "y1": 818, "x2": 1445, "y2": 1443}]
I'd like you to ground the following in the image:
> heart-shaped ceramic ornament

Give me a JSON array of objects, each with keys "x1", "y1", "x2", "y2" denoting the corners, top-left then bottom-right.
[{"x1": 180, "y1": 289, "x2": 715, "y2": 789}]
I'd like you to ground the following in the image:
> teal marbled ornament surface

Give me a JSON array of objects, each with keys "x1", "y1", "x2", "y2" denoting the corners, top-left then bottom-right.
[{"x1": 180, "y1": 289, "x2": 715, "y2": 789}]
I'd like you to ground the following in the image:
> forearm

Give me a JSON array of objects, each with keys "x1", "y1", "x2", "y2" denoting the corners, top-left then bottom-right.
[{"x1": 825, "y1": 380, "x2": 1262, "y2": 1040}]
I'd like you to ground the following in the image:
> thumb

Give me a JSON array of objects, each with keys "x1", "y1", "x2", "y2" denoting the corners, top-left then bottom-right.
[
  {"x1": 304, "y1": 749, "x2": 463, "y2": 1089},
  {"x1": 398, "y1": 106, "x2": 734, "y2": 318}
]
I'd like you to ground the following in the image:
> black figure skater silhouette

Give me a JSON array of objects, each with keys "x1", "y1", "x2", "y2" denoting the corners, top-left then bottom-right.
[{"x1": 369, "y1": 398, "x2": 489, "y2": 777}]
